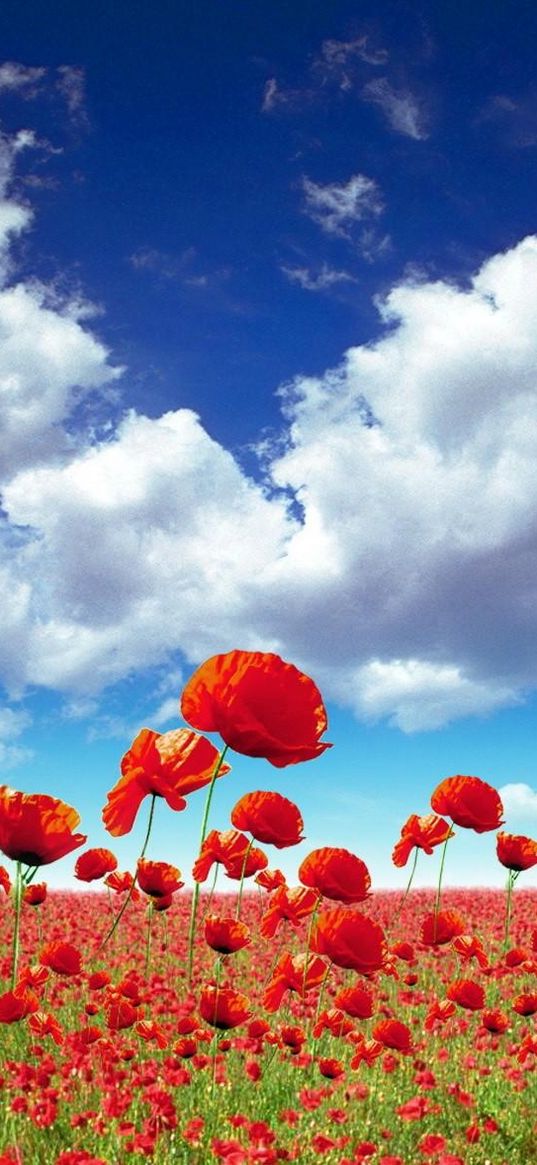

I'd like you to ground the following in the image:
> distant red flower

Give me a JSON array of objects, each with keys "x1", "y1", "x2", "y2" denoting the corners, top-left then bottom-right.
[
  {"x1": 180, "y1": 650, "x2": 332, "y2": 767},
  {"x1": 231, "y1": 790, "x2": 304, "y2": 848},
  {"x1": 0, "y1": 865, "x2": 11, "y2": 894},
  {"x1": 496, "y1": 831, "x2": 537, "y2": 871},
  {"x1": 451, "y1": 934, "x2": 488, "y2": 969},
  {"x1": 0, "y1": 787, "x2": 86, "y2": 866},
  {"x1": 512, "y1": 992, "x2": 537, "y2": 1016},
  {"x1": 39, "y1": 941, "x2": 82, "y2": 976},
  {"x1": 310, "y1": 907, "x2": 387, "y2": 975},
  {"x1": 421, "y1": 910, "x2": 466, "y2": 946},
  {"x1": 392, "y1": 814, "x2": 454, "y2": 867},
  {"x1": 481, "y1": 1007, "x2": 509, "y2": 1033},
  {"x1": 88, "y1": 970, "x2": 111, "y2": 989},
  {"x1": 446, "y1": 978, "x2": 485, "y2": 1011},
  {"x1": 75, "y1": 847, "x2": 118, "y2": 882},
  {"x1": 0, "y1": 984, "x2": 39, "y2": 1023},
  {"x1": 102, "y1": 727, "x2": 230, "y2": 837},
  {"x1": 23, "y1": 883, "x2": 47, "y2": 906},
  {"x1": 28, "y1": 1011, "x2": 63, "y2": 1045},
  {"x1": 199, "y1": 985, "x2": 251, "y2": 1030},
  {"x1": 204, "y1": 915, "x2": 251, "y2": 954},
  {"x1": 135, "y1": 1019, "x2": 168, "y2": 1048},
  {"x1": 372, "y1": 1019, "x2": 412, "y2": 1053},
  {"x1": 260, "y1": 885, "x2": 319, "y2": 939},
  {"x1": 313, "y1": 1008, "x2": 354, "y2": 1039},
  {"x1": 136, "y1": 858, "x2": 183, "y2": 898},
  {"x1": 105, "y1": 998, "x2": 138, "y2": 1030},
  {"x1": 333, "y1": 983, "x2": 374, "y2": 1019},
  {"x1": 299, "y1": 846, "x2": 370, "y2": 903},
  {"x1": 430, "y1": 775, "x2": 503, "y2": 833},
  {"x1": 318, "y1": 1057, "x2": 344, "y2": 1079}
]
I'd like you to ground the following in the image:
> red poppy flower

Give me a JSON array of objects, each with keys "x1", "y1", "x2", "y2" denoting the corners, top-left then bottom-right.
[
  {"x1": 372, "y1": 1019, "x2": 413, "y2": 1053},
  {"x1": 204, "y1": 915, "x2": 251, "y2": 954},
  {"x1": 199, "y1": 985, "x2": 251, "y2": 1030},
  {"x1": 430, "y1": 775, "x2": 504, "y2": 833},
  {"x1": 0, "y1": 984, "x2": 39, "y2": 1023},
  {"x1": 180, "y1": 650, "x2": 332, "y2": 767},
  {"x1": 23, "y1": 882, "x2": 47, "y2": 906},
  {"x1": 0, "y1": 787, "x2": 86, "y2": 866},
  {"x1": 446, "y1": 978, "x2": 485, "y2": 1011},
  {"x1": 310, "y1": 907, "x2": 387, "y2": 976},
  {"x1": 263, "y1": 952, "x2": 328, "y2": 1011},
  {"x1": 318, "y1": 1057, "x2": 344, "y2": 1079},
  {"x1": 103, "y1": 727, "x2": 230, "y2": 837},
  {"x1": 104, "y1": 870, "x2": 140, "y2": 899},
  {"x1": 192, "y1": 829, "x2": 252, "y2": 882},
  {"x1": 299, "y1": 846, "x2": 370, "y2": 903},
  {"x1": 313, "y1": 1008, "x2": 355, "y2": 1038},
  {"x1": 496, "y1": 831, "x2": 537, "y2": 871},
  {"x1": 135, "y1": 1020, "x2": 168, "y2": 1048},
  {"x1": 333, "y1": 983, "x2": 374, "y2": 1019},
  {"x1": 105, "y1": 998, "x2": 138, "y2": 1030},
  {"x1": 230, "y1": 790, "x2": 304, "y2": 848},
  {"x1": 28, "y1": 1011, "x2": 64, "y2": 1045},
  {"x1": 223, "y1": 845, "x2": 268, "y2": 881},
  {"x1": 512, "y1": 992, "x2": 537, "y2": 1016},
  {"x1": 391, "y1": 814, "x2": 454, "y2": 868},
  {"x1": 481, "y1": 1008, "x2": 509, "y2": 1033},
  {"x1": 260, "y1": 885, "x2": 319, "y2": 939},
  {"x1": 40, "y1": 941, "x2": 82, "y2": 976},
  {"x1": 350, "y1": 1036, "x2": 384, "y2": 1068},
  {"x1": 136, "y1": 858, "x2": 183, "y2": 898},
  {"x1": 75, "y1": 848, "x2": 118, "y2": 882},
  {"x1": 0, "y1": 866, "x2": 11, "y2": 894},
  {"x1": 421, "y1": 910, "x2": 466, "y2": 946},
  {"x1": 255, "y1": 868, "x2": 286, "y2": 891}
]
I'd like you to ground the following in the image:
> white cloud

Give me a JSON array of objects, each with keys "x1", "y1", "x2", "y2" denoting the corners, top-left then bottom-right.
[
  {"x1": 0, "y1": 62, "x2": 45, "y2": 96},
  {"x1": 498, "y1": 783, "x2": 537, "y2": 818},
  {"x1": 0, "y1": 705, "x2": 32, "y2": 768},
  {"x1": 302, "y1": 174, "x2": 384, "y2": 238},
  {"x1": 281, "y1": 262, "x2": 357, "y2": 291},
  {"x1": 362, "y1": 77, "x2": 429, "y2": 140}
]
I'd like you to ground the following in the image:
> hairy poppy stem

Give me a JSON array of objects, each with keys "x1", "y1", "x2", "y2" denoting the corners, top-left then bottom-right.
[
  {"x1": 390, "y1": 848, "x2": 419, "y2": 936},
  {"x1": 98, "y1": 794, "x2": 157, "y2": 951},
  {"x1": 10, "y1": 860, "x2": 23, "y2": 990},
  {"x1": 503, "y1": 870, "x2": 518, "y2": 949},
  {"x1": 187, "y1": 745, "x2": 229, "y2": 984},
  {"x1": 433, "y1": 827, "x2": 453, "y2": 941},
  {"x1": 145, "y1": 903, "x2": 154, "y2": 980},
  {"x1": 235, "y1": 839, "x2": 253, "y2": 919}
]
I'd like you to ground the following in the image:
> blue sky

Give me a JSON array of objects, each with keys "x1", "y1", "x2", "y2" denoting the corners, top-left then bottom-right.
[{"x1": 0, "y1": 1, "x2": 536, "y2": 890}]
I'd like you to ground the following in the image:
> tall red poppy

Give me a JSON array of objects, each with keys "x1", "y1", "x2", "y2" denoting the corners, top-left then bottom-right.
[
  {"x1": 421, "y1": 910, "x2": 466, "y2": 946},
  {"x1": 299, "y1": 847, "x2": 370, "y2": 903},
  {"x1": 136, "y1": 858, "x2": 184, "y2": 898},
  {"x1": 180, "y1": 650, "x2": 332, "y2": 767},
  {"x1": 496, "y1": 832, "x2": 537, "y2": 871},
  {"x1": 199, "y1": 985, "x2": 251, "y2": 1030},
  {"x1": 0, "y1": 984, "x2": 39, "y2": 1023},
  {"x1": 446, "y1": 978, "x2": 485, "y2": 1011},
  {"x1": 192, "y1": 829, "x2": 264, "y2": 882},
  {"x1": 333, "y1": 983, "x2": 374, "y2": 1019},
  {"x1": 204, "y1": 915, "x2": 251, "y2": 954},
  {"x1": 230, "y1": 790, "x2": 304, "y2": 848},
  {"x1": 39, "y1": 941, "x2": 82, "y2": 976},
  {"x1": 430, "y1": 775, "x2": 504, "y2": 833},
  {"x1": 372, "y1": 1019, "x2": 413, "y2": 1053},
  {"x1": 102, "y1": 727, "x2": 230, "y2": 837},
  {"x1": 260, "y1": 885, "x2": 319, "y2": 939},
  {"x1": 0, "y1": 788, "x2": 86, "y2": 866},
  {"x1": 23, "y1": 883, "x2": 47, "y2": 906},
  {"x1": 263, "y1": 952, "x2": 328, "y2": 1011},
  {"x1": 310, "y1": 908, "x2": 387, "y2": 976},
  {"x1": 75, "y1": 848, "x2": 118, "y2": 882},
  {"x1": 392, "y1": 814, "x2": 454, "y2": 868}
]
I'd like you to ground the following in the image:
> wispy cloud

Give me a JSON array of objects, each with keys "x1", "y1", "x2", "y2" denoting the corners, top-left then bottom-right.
[
  {"x1": 0, "y1": 62, "x2": 45, "y2": 97},
  {"x1": 56, "y1": 66, "x2": 89, "y2": 129},
  {"x1": 281, "y1": 262, "x2": 357, "y2": 292},
  {"x1": 302, "y1": 174, "x2": 384, "y2": 238},
  {"x1": 362, "y1": 77, "x2": 429, "y2": 140}
]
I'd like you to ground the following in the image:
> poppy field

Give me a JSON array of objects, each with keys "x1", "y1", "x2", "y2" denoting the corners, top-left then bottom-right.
[{"x1": 0, "y1": 651, "x2": 536, "y2": 1165}]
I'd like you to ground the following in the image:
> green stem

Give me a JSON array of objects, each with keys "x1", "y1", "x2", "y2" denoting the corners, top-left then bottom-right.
[
  {"x1": 302, "y1": 898, "x2": 320, "y2": 995},
  {"x1": 187, "y1": 745, "x2": 229, "y2": 984},
  {"x1": 10, "y1": 861, "x2": 23, "y2": 990},
  {"x1": 433, "y1": 827, "x2": 453, "y2": 940},
  {"x1": 503, "y1": 870, "x2": 518, "y2": 949},
  {"x1": 145, "y1": 903, "x2": 154, "y2": 979},
  {"x1": 98, "y1": 794, "x2": 157, "y2": 951},
  {"x1": 235, "y1": 839, "x2": 253, "y2": 919},
  {"x1": 390, "y1": 848, "x2": 419, "y2": 936},
  {"x1": 203, "y1": 863, "x2": 220, "y2": 919}
]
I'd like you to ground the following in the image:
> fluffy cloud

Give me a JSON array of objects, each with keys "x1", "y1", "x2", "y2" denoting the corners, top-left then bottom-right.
[{"x1": 499, "y1": 783, "x2": 537, "y2": 818}]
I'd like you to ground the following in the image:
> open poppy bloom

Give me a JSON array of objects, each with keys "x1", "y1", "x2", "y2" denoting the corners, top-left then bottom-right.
[
  {"x1": 230, "y1": 790, "x2": 304, "y2": 848},
  {"x1": 255, "y1": 868, "x2": 286, "y2": 891},
  {"x1": 421, "y1": 909, "x2": 466, "y2": 946},
  {"x1": 23, "y1": 882, "x2": 47, "y2": 906},
  {"x1": 333, "y1": 983, "x2": 374, "y2": 1019},
  {"x1": 105, "y1": 870, "x2": 141, "y2": 901},
  {"x1": 372, "y1": 1019, "x2": 413, "y2": 1053},
  {"x1": 136, "y1": 858, "x2": 184, "y2": 898},
  {"x1": 199, "y1": 984, "x2": 251, "y2": 1030},
  {"x1": 430, "y1": 775, "x2": 504, "y2": 833},
  {"x1": 392, "y1": 814, "x2": 454, "y2": 868},
  {"x1": 310, "y1": 907, "x2": 387, "y2": 976},
  {"x1": 446, "y1": 978, "x2": 485, "y2": 1011},
  {"x1": 496, "y1": 831, "x2": 537, "y2": 871},
  {"x1": 75, "y1": 847, "x2": 118, "y2": 882},
  {"x1": 204, "y1": 914, "x2": 251, "y2": 954},
  {"x1": 39, "y1": 941, "x2": 82, "y2": 976},
  {"x1": 263, "y1": 951, "x2": 328, "y2": 1011},
  {"x1": 0, "y1": 787, "x2": 86, "y2": 867},
  {"x1": 180, "y1": 650, "x2": 332, "y2": 767},
  {"x1": 102, "y1": 727, "x2": 230, "y2": 837},
  {"x1": 192, "y1": 828, "x2": 266, "y2": 882},
  {"x1": 223, "y1": 845, "x2": 268, "y2": 881},
  {"x1": 299, "y1": 846, "x2": 371, "y2": 903},
  {"x1": 0, "y1": 983, "x2": 39, "y2": 1023},
  {"x1": 260, "y1": 885, "x2": 319, "y2": 939}
]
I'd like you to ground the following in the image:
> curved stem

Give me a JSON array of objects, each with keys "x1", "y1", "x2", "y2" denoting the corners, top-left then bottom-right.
[
  {"x1": 433, "y1": 827, "x2": 453, "y2": 941},
  {"x1": 235, "y1": 839, "x2": 253, "y2": 919},
  {"x1": 390, "y1": 848, "x2": 419, "y2": 936},
  {"x1": 98, "y1": 794, "x2": 157, "y2": 951},
  {"x1": 203, "y1": 863, "x2": 220, "y2": 919},
  {"x1": 10, "y1": 861, "x2": 23, "y2": 989},
  {"x1": 187, "y1": 745, "x2": 229, "y2": 984},
  {"x1": 145, "y1": 903, "x2": 154, "y2": 979},
  {"x1": 503, "y1": 870, "x2": 518, "y2": 949}
]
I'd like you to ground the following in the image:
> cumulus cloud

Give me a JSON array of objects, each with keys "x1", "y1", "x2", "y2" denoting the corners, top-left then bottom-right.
[
  {"x1": 302, "y1": 174, "x2": 384, "y2": 238},
  {"x1": 362, "y1": 77, "x2": 429, "y2": 139},
  {"x1": 498, "y1": 783, "x2": 537, "y2": 818}
]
